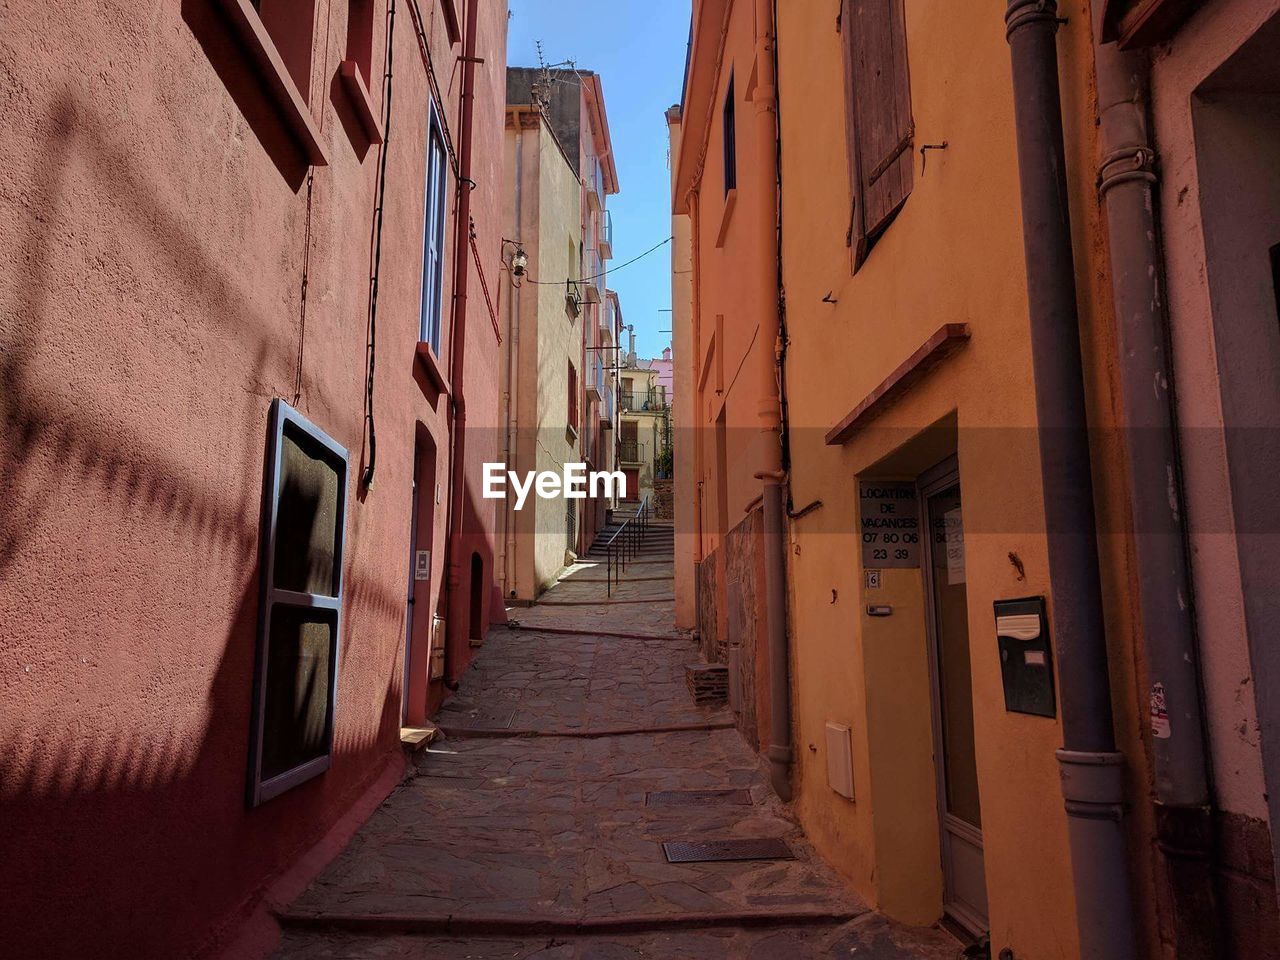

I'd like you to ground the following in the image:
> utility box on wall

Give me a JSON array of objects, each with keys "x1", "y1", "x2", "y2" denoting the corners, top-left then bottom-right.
[
  {"x1": 825, "y1": 721, "x2": 855, "y2": 800},
  {"x1": 994, "y1": 597, "x2": 1056, "y2": 718}
]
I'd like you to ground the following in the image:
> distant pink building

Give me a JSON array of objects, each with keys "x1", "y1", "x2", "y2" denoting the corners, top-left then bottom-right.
[{"x1": 646, "y1": 346, "x2": 675, "y2": 404}]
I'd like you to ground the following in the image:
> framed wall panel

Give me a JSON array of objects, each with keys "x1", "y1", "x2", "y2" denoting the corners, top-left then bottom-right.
[{"x1": 247, "y1": 398, "x2": 349, "y2": 807}]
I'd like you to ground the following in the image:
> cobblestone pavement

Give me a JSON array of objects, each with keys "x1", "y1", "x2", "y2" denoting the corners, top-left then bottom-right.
[
  {"x1": 505, "y1": 560, "x2": 681, "y2": 635},
  {"x1": 274, "y1": 536, "x2": 958, "y2": 959}
]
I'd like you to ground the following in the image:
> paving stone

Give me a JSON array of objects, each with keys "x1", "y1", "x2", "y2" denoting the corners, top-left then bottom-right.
[{"x1": 274, "y1": 541, "x2": 955, "y2": 959}]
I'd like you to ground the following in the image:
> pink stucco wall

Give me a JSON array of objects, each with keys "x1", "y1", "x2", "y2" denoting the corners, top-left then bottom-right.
[
  {"x1": 647, "y1": 349, "x2": 675, "y2": 401},
  {"x1": 1150, "y1": 0, "x2": 1280, "y2": 824},
  {"x1": 0, "y1": 1, "x2": 507, "y2": 957}
]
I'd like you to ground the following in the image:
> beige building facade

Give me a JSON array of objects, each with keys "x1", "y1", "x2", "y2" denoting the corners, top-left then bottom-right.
[
  {"x1": 499, "y1": 67, "x2": 618, "y2": 601},
  {"x1": 617, "y1": 357, "x2": 669, "y2": 505}
]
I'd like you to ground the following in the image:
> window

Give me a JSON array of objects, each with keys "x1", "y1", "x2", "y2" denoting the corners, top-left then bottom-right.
[
  {"x1": 248, "y1": 399, "x2": 349, "y2": 806},
  {"x1": 723, "y1": 74, "x2": 737, "y2": 194},
  {"x1": 841, "y1": 0, "x2": 914, "y2": 269},
  {"x1": 568, "y1": 361, "x2": 579, "y2": 431},
  {"x1": 420, "y1": 104, "x2": 448, "y2": 352}
]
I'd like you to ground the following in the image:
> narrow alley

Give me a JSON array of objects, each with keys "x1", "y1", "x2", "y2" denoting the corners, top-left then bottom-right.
[
  {"x1": 272, "y1": 519, "x2": 954, "y2": 959},
  {"x1": 10, "y1": 2, "x2": 1280, "y2": 958}
]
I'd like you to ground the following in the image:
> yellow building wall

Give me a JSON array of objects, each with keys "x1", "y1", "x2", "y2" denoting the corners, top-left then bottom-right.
[
  {"x1": 774, "y1": 3, "x2": 1155, "y2": 958},
  {"x1": 674, "y1": 0, "x2": 789, "y2": 673},
  {"x1": 669, "y1": 106, "x2": 697, "y2": 629},
  {"x1": 502, "y1": 115, "x2": 584, "y2": 599}
]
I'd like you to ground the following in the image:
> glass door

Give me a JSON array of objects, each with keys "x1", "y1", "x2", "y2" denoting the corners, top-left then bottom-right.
[{"x1": 922, "y1": 467, "x2": 988, "y2": 935}]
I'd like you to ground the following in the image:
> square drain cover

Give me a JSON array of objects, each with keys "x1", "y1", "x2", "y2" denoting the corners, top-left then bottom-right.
[
  {"x1": 451, "y1": 709, "x2": 516, "y2": 729},
  {"x1": 662, "y1": 839, "x2": 794, "y2": 863},
  {"x1": 647, "y1": 789, "x2": 753, "y2": 807}
]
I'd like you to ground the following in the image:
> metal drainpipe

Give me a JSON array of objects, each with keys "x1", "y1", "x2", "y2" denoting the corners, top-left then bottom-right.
[
  {"x1": 1092, "y1": 21, "x2": 1217, "y2": 959},
  {"x1": 444, "y1": 0, "x2": 481, "y2": 682},
  {"x1": 502, "y1": 109, "x2": 524, "y2": 599},
  {"x1": 1004, "y1": 3, "x2": 1138, "y2": 958},
  {"x1": 752, "y1": 0, "x2": 791, "y2": 802},
  {"x1": 689, "y1": 191, "x2": 704, "y2": 566}
]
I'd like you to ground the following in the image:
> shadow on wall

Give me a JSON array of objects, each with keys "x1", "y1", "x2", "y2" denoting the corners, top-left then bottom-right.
[
  {"x1": 0, "y1": 88, "x2": 401, "y2": 958},
  {"x1": 181, "y1": 0, "x2": 311, "y2": 190}
]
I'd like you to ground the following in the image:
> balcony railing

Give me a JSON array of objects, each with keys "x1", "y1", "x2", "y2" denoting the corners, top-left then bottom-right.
[
  {"x1": 619, "y1": 438, "x2": 645, "y2": 463},
  {"x1": 619, "y1": 390, "x2": 668, "y2": 413},
  {"x1": 587, "y1": 158, "x2": 604, "y2": 212},
  {"x1": 591, "y1": 251, "x2": 606, "y2": 302},
  {"x1": 587, "y1": 354, "x2": 604, "y2": 400},
  {"x1": 599, "y1": 209, "x2": 613, "y2": 260},
  {"x1": 565, "y1": 280, "x2": 583, "y2": 318}
]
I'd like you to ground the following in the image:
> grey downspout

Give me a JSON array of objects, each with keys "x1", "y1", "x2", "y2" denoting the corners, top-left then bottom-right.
[
  {"x1": 763, "y1": 479, "x2": 791, "y2": 801},
  {"x1": 1004, "y1": 3, "x2": 1139, "y2": 959},
  {"x1": 1093, "y1": 24, "x2": 1217, "y2": 959},
  {"x1": 751, "y1": 0, "x2": 790, "y2": 801}
]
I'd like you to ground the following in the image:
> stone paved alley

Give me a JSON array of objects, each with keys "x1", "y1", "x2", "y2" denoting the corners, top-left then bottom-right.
[{"x1": 273, "y1": 525, "x2": 958, "y2": 959}]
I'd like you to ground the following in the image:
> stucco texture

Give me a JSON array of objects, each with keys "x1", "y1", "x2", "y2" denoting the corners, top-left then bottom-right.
[
  {"x1": 0, "y1": 1, "x2": 508, "y2": 957},
  {"x1": 771, "y1": 3, "x2": 1152, "y2": 958},
  {"x1": 501, "y1": 114, "x2": 583, "y2": 598}
]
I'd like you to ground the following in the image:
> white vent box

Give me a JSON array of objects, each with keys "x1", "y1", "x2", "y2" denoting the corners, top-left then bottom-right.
[{"x1": 825, "y1": 721, "x2": 855, "y2": 800}]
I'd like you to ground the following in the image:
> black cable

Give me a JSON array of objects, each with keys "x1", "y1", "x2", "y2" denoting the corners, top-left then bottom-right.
[
  {"x1": 293, "y1": 170, "x2": 315, "y2": 406},
  {"x1": 363, "y1": 0, "x2": 396, "y2": 490},
  {"x1": 524, "y1": 235, "x2": 672, "y2": 285}
]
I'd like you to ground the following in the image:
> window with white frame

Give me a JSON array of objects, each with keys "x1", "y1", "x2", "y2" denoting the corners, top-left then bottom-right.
[
  {"x1": 420, "y1": 104, "x2": 448, "y2": 352},
  {"x1": 247, "y1": 399, "x2": 348, "y2": 806}
]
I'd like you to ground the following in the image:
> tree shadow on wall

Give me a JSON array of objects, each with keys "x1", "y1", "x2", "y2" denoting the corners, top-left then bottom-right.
[{"x1": 0, "y1": 86, "x2": 403, "y2": 959}]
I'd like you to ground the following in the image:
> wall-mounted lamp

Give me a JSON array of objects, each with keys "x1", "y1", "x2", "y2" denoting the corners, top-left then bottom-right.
[{"x1": 511, "y1": 247, "x2": 529, "y2": 277}]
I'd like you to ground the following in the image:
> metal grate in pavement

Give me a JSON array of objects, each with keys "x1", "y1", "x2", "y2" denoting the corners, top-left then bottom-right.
[
  {"x1": 662, "y1": 838, "x2": 794, "y2": 863},
  {"x1": 646, "y1": 789, "x2": 753, "y2": 807},
  {"x1": 449, "y1": 709, "x2": 516, "y2": 729}
]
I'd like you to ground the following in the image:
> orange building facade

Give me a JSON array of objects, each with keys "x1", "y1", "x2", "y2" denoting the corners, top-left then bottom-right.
[{"x1": 672, "y1": 1, "x2": 1280, "y2": 958}]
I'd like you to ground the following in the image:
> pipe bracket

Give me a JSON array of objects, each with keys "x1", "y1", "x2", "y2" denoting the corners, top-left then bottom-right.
[
  {"x1": 1098, "y1": 145, "x2": 1158, "y2": 196},
  {"x1": 1005, "y1": 0, "x2": 1060, "y2": 40},
  {"x1": 1057, "y1": 748, "x2": 1125, "y2": 821}
]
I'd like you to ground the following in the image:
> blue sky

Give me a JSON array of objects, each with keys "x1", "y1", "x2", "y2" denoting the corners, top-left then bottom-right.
[{"x1": 506, "y1": 0, "x2": 690, "y2": 360}]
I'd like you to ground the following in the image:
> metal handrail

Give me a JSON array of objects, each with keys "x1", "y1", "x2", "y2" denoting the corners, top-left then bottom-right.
[{"x1": 605, "y1": 494, "x2": 651, "y2": 598}]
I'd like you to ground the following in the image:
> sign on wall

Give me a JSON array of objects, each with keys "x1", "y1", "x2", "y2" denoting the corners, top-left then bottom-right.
[{"x1": 859, "y1": 481, "x2": 921, "y2": 569}]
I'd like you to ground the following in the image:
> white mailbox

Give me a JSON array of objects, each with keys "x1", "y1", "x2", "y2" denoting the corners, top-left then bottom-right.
[{"x1": 825, "y1": 721, "x2": 855, "y2": 800}]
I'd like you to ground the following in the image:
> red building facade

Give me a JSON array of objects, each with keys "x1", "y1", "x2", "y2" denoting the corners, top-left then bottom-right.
[{"x1": 0, "y1": 1, "x2": 508, "y2": 957}]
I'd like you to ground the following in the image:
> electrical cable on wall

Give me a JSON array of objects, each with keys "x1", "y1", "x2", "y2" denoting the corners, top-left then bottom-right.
[
  {"x1": 293, "y1": 170, "x2": 315, "y2": 406},
  {"x1": 405, "y1": 0, "x2": 459, "y2": 176},
  {"x1": 362, "y1": 0, "x2": 397, "y2": 490}
]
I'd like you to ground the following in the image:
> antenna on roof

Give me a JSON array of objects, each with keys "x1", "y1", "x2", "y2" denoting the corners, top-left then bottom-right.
[{"x1": 530, "y1": 40, "x2": 580, "y2": 113}]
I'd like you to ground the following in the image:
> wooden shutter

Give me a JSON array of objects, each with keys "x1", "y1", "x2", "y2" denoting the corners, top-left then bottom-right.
[{"x1": 841, "y1": 0, "x2": 914, "y2": 269}]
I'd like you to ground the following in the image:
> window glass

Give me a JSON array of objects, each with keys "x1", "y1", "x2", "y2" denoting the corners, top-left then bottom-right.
[
  {"x1": 420, "y1": 111, "x2": 447, "y2": 351},
  {"x1": 723, "y1": 75, "x2": 736, "y2": 193},
  {"x1": 273, "y1": 424, "x2": 340, "y2": 597},
  {"x1": 261, "y1": 607, "x2": 335, "y2": 781},
  {"x1": 249, "y1": 399, "x2": 347, "y2": 806}
]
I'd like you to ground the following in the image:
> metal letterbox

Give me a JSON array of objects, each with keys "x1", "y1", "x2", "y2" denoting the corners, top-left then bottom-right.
[{"x1": 994, "y1": 596, "x2": 1056, "y2": 718}]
